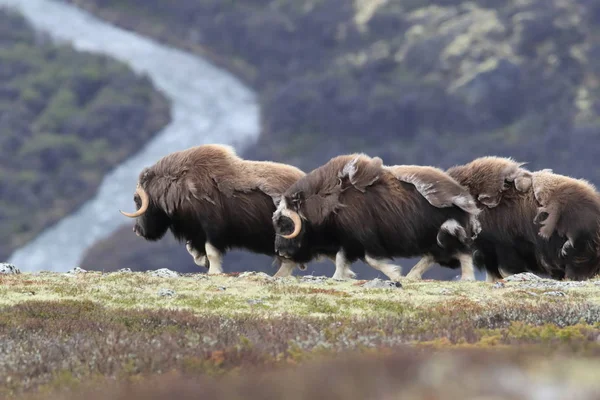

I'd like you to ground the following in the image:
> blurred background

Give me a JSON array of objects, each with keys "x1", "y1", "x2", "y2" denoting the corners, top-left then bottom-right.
[{"x1": 1, "y1": 0, "x2": 599, "y2": 280}]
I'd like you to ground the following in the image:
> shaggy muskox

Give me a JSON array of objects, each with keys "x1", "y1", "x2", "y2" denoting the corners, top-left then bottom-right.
[
  {"x1": 119, "y1": 144, "x2": 307, "y2": 275},
  {"x1": 272, "y1": 153, "x2": 481, "y2": 281},
  {"x1": 446, "y1": 156, "x2": 600, "y2": 281},
  {"x1": 446, "y1": 156, "x2": 542, "y2": 281},
  {"x1": 530, "y1": 169, "x2": 600, "y2": 280}
]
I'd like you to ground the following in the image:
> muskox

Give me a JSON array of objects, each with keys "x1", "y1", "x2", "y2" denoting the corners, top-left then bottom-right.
[
  {"x1": 272, "y1": 153, "x2": 481, "y2": 281},
  {"x1": 119, "y1": 144, "x2": 307, "y2": 275},
  {"x1": 530, "y1": 169, "x2": 600, "y2": 280},
  {"x1": 446, "y1": 156, "x2": 543, "y2": 281}
]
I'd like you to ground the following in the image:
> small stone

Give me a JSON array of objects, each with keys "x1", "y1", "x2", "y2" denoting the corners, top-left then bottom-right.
[
  {"x1": 362, "y1": 278, "x2": 401, "y2": 289},
  {"x1": 247, "y1": 299, "x2": 264, "y2": 305},
  {"x1": 439, "y1": 288, "x2": 453, "y2": 295},
  {"x1": 544, "y1": 291, "x2": 566, "y2": 297},
  {"x1": 238, "y1": 271, "x2": 256, "y2": 278},
  {"x1": 504, "y1": 273, "x2": 543, "y2": 282},
  {"x1": 493, "y1": 282, "x2": 505, "y2": 289},
  {"x1": 149, "y1": 268, "x2": 179, "y2": 278},
  {"x1": 218, "y1": 286, "x2": 226, "y2": 291},
  {"x1": 65, "y1": 267, "x2": 87, "y2": 275},
  {"x1": 301, "y1": 275, "x2": 328, "y2": 283},
  {"x1": 0, "y1": 263, "x2": 20, "y2": 275},
  {"x1": 158, "y1": 288, "x2": 176, "y2": 297},
  {"x1": 117, "y1": 268, "x2": 132, "y2": 273}
]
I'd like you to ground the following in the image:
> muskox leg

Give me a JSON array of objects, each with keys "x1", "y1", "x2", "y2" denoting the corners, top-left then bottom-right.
[
  {"x1": 561, "y1": 236, "x2": 575, "y2": 258},
  {"x1": 405, "y1": 255, "x2": 434, "y2": 280},
  {"x1": 186, "y1": 241, "x2": 208, "y2": 268},
  {"x1": 205, "y1": 242, "x2": 223, "y2": 274},
  {"x1": 535, "y1": 204, "x2": 559, "y2": 240},
  {"x1": 273, "y1": 256, "x2": 297, "y2": 278},
  {"x1": 457, "y1": 253, "x2": 475, "y2": 281},
  {"x1": 364, "y1": 254, "x2": 402, "y2": 282},
  {"x1": 332, "y1": 249, "x2": 356, "y2": 280}
]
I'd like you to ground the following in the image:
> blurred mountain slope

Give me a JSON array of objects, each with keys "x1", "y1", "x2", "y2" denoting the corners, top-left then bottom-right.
[
  {"x1": 0, "y1": 8, "x2": 170, "y2": 260},
  {"x1": 61, "y1": 0, "x2": 600, "y2": 278}
]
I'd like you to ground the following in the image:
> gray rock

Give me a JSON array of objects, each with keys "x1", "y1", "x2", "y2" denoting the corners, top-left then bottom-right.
[
  {"x1": 0, "y1": 263, "x2": 20, "y2": 275},
  {"x1": 117, "y1": 268, "x2": 132, "y2": 273},
  {"x1": 544, "y1": 291, "x2": 566, "y2": 297},
  {"x1": 439, "y1": 288, "x2": 453, "y2": 295},
  {"x1": 158, "y1": 288, "x2": 176, "y2": 297},
  {"x1": 149, "y1": 268, "x2": 179, "y2": 278},
  {"x1": 492, "y1": 281, "x2": 505, "y2": 289},
  {"x1": 238, "y1": 271, "x2": 273, "y2": 280},
  {"x1": 247, "y1": 299, "x2": 264, "y2": 305},
  {"x1": 362, "y1": 278, "x2": 402, "y2": 289},
  {"x1": 218, "y1": 286, "x2": 227, "y2": 291},
  {"x1": 301, "y1": 275, "x2": 328, "y2": 284},
  {"x1": 504, "y1": 272, "x2": 543, "y2": 282},
  {"x1": 65, "y1": 267, "x2": 87, "y2": 275}
]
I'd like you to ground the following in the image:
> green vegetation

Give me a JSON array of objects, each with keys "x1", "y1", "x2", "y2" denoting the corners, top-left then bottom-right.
[
  {"x1": 0, "y1": 8, "x2": 170, "y2": 260},
  {"x1": 2, "y1": 272, "x2": 600, "y2": 398}
]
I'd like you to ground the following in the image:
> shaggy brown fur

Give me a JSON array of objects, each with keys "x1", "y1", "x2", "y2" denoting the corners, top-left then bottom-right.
[
  {"x1": 447, "y1": 156, "x2": 532, "y2": 209},
  {"x1": 447, "y1": 157, "x2": 546, "y2": 280},
  {"x1": 447, "y1": 157, "x2": 600, "y2": 281},
  {"x1": 531, "y1": 169, "x2": 600, "y2": 258},
  {"x1": 123, "y1": 144, "x2": 306, "y2": 275},
  {"x1": 274, "y1": 153, "x2": 479, "y2": 280}
]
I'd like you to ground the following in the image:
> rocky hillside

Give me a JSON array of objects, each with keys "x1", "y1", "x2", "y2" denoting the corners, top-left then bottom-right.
[
  {"x1": 60, "y1": 0, "x2": 600, "y2": 277},
  {"x1": 0, "y1": 8, "x2": 170, "y2": 261}
]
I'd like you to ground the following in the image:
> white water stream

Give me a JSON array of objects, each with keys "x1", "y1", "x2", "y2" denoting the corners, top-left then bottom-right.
[{"x1": 0, "y1": 0, "x2": 259, "y2": 271}]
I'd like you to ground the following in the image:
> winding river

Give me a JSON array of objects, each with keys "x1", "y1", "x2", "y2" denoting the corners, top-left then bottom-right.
[{"x1": 0, "y1": 0, "x2": 259, "y2": 272}]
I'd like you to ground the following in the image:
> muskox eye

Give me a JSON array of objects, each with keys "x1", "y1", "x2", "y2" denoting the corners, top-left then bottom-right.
[{"x1": 502, "y1": 180, "x2": 511, "y2": 190}]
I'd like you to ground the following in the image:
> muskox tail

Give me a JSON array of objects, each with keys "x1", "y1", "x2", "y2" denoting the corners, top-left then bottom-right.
[{"x1": 436, "y1": 219, "x2": 473, "y2": 250}]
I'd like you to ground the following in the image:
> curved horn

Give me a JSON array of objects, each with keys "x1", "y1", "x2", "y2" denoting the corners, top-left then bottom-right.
[
  {"x1": 280, "y1": 208, "x2": 302, "y2": 239},
  {"x1": 119, "y1": 184, "x2": 149, "y2": 218}
]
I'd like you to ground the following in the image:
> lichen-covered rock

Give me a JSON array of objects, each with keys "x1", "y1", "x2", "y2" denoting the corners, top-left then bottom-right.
[
  {"x1": 65, "y1": 267, "x2": 87, "y2": 275},
  {"x1": 362, "y1": 278, "x2": 402, "y2": 289},
  {"x1": 0, "y1": 263, "x2": 20, "y2": 275},
  {"x1": 504, "y1": 273, "x2": 543, "y2": 282},
  {"x1": 149, "y1": 268, "x2": 179, "y2": 278},
  {"x1": 116, "y1": 268, "x2": 133, "y2": 273},
  {"x1": 157, "y1": 288, "x2": 175, "y2": 297}
]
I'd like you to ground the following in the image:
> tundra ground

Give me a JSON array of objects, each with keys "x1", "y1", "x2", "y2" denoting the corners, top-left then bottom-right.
[{"x1": 2, "y1": 270, "x2": 600, "y2": 399}]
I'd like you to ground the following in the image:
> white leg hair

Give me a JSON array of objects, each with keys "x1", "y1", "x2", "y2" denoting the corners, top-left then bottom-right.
[
  {"x1": 457, "y1": 252, "x2": 475, "y2": 281},
  {"x1": 332, "y1": 249, "x2": 356, "y2": 280},
  {"x1": 561, "y1": 236, "x2": 575, "y2": 257},
  {"x1": 205, "y1": 242, "x2": 223, "y2": 274},
  {"x1": 364, "y1": 254, "x2": 402, "y2": 281},
  {"x1": 405, "y1": 255, "x2": 434, "y2": 280},
  {"x1": 273, "y1": 257, "x2": 297, "y2": 278},
  {"x1": 186, "y1": 241, "x2": 207, "y2": 268}
]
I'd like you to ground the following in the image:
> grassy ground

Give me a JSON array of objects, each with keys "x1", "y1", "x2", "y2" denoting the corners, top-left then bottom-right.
[{"x1": 2, "y1": 270, "x2": 600, "y2": 398}]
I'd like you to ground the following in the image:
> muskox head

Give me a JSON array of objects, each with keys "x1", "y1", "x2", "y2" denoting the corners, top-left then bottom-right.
[
  {"x1": 119, "y1": 169, "x2": 171, "y2": 241},
  {"x1": 448, "y1": 156, "x2": 532, "y2": 208},
  {"x1": 272, "y1": 194, "x2": 306, "y2": 259}
]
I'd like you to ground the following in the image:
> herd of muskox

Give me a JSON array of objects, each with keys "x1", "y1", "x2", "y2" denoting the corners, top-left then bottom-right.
[{"x1": 119, "y1": 144, "x2": 600, "y2": 282}]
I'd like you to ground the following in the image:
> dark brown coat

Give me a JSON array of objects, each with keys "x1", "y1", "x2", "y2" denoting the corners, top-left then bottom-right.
[
  {"x1": 120, "y1": 144, "x2": 305, "y2": 273},
  {"x1": 273, "y1": 153, "x2": 479, "y2": 278}
]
